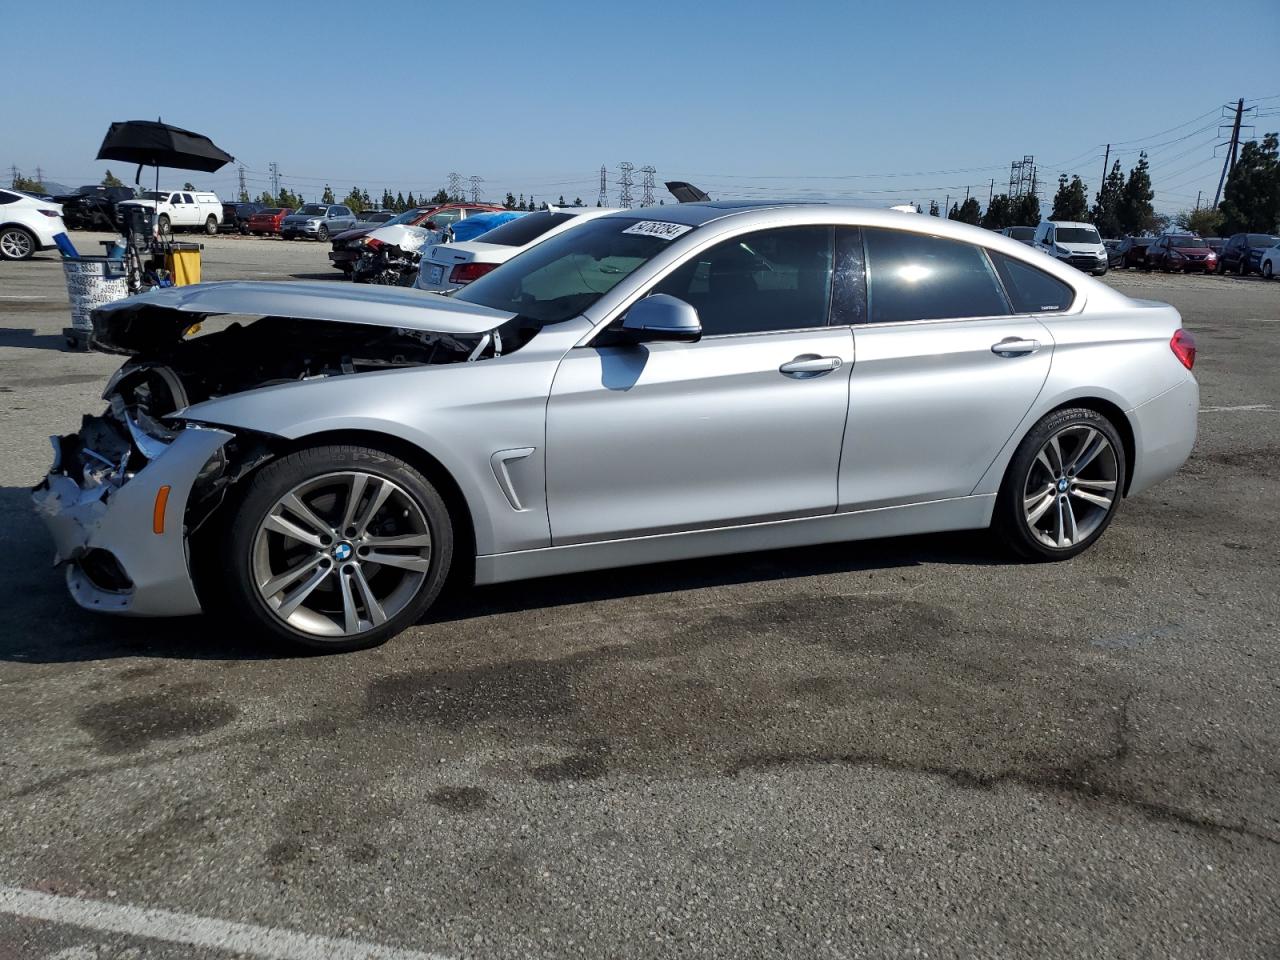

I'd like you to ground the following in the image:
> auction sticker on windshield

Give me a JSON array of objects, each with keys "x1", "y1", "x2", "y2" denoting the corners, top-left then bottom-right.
[{"x1": 622, "y1": 221, "x2": 693, "y2": 240}]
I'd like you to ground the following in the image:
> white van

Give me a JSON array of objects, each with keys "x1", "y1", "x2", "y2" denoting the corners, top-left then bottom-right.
[{"x1": 1033, "y1": 220, "x2": 1108, "y2": 275}]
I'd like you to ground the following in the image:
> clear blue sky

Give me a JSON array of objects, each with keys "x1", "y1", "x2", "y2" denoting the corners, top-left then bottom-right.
[{"x1": 5, "y1": 0, "x2": 1278, "y2": 214}]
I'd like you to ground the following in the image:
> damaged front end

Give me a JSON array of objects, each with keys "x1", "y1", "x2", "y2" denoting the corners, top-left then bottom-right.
[{"x1": 33, "y1": 280, "x2": 523, "y2": 617}]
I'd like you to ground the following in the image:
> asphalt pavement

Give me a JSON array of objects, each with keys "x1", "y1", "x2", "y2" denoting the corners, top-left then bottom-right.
[{"x1": 0, "y1": 235, "x2": 1277, "y2": 959}]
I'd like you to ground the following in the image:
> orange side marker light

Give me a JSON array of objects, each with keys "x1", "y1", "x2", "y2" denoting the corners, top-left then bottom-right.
[{"x1": 153, "y1": 485, "x2": 172, "y2": 535}]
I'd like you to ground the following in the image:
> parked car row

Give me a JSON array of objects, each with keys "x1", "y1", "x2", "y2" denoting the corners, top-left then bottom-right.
[{"x1": 1104, "y1": 232, "x2": 1279, "y2": 276}]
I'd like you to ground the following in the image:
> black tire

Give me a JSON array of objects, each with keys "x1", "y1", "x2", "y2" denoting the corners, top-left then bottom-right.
[
  {"x1": 317, "y1": 224, "x2": 329, "y2": 241},
  {"x1": 220, "y1": 444, "x2": 454, "y2": 653},
  {"x1": 1264, "y1": 261, "x2": 1274, "y2": 280},
  {"x1": 0, "y1": 225, "x2": 37, "y2": 260},
  {"x1": 239, "y1": 224, "x2": 249, "y2": 235},
  {"x1": 204, "y1": 216, "x2": 218, "y2": 235},
  {"x1": 993, "y1": 407, "x2": 1127, "y2": 562},
  {"x1": 1238, "y1": 260, "x2": 1248, "y2": 277}
]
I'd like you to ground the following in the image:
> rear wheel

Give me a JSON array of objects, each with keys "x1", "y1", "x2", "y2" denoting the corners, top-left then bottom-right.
[
  {"x1": 993, "y1": 407, "x2": 1126, "y2": 561},
  {"x1": 205, "y1": 216, "x2": 218, "y2": 235},
  {"x1": 221, "y1": 444, "x2": 454, "y2": 652},
  {"x1": 0, "y1": 225, "x2": 36, "y2": 260},
  {"x1": 156, "y1": 214, "x2": 172, "y2": 241}
]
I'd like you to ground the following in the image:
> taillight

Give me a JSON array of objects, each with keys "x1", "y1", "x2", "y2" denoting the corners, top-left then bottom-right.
[
  {"x1": 39, "y1": 210, "x2": 60, "y2": 218},
  {"x1": 1170, "y1": 329, "x2": 1196, "y2": 370},
  {"x1": 448, "y1": 262, "x2": 498, "y2": 284}
]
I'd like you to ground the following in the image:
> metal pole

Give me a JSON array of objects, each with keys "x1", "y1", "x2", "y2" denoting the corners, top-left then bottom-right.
[
  {"x1": 1213, "y1": 98, "x2": 1244, "y2": 208},
  {"x1": 1099, "y1": 144, "x2": 1110, "y2": 200}
]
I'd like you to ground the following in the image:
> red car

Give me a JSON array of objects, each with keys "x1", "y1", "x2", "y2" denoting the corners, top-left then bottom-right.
[
  {"x1": 1145, "y1": 234, "x2": 1218, "y2": 273},
  {"x1": 245, "y1": 207, "x2": 293, "y2": 237},
  {"x1": 327, "y1": 202, "x2": 503, "y2": 274}
]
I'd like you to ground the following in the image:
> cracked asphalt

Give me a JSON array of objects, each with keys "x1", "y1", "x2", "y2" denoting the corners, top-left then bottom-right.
[{"x1": 1, "y1": 236, "x2": 1278, "y2": 959}]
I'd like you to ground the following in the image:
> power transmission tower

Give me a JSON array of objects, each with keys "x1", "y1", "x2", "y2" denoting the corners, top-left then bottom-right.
[
  {"x1": 9, "y1": 165, "x2": 18, "y2": 188},
  {"x1": 1008, "y1": 156, "x2": 1036, "y2": 198},
  {"x1": 34, "y1": 166, "x2": 44, "y2": 185},
  {"x1": 617, "y1": 162, "x2": 635, "y2": 208},
  {"x1": 597, "y1": 165, "x2": 609, "y2": 206},
  {"x1": 469, "y1": 176, "x2": 484, "y2": 203},
  {"x1": 1213, "y1": 98, "x2": 1248, "y2": 208},
  {"x1": 639, "y1": 165, "x2": 656, "y2": 206},
  {"x1": 269, "y1": 162, "x2": 280, "y2": 196},
  {"x1": 237, "y1": 163, "x2": 248, "y2": 201},
  {"x1": 448, "y1": 171, "x2": 463, "y2": 200}
]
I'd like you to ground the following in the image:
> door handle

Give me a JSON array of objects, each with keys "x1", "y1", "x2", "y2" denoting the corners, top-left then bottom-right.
[
  {"x1": 991, "y1": 337, "x2": 1041, "y2": 357},
  {"x1": 779, "y1": 354, "x2": 842, "y2": 378}
]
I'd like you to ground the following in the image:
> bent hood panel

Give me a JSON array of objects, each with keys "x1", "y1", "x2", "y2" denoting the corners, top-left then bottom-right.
[{"x1": 92, "y1": 281, "x2": 516, "y2": 353}]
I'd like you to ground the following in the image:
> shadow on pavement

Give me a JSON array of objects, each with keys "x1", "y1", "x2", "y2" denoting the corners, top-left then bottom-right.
[
  {"x1": 0, "y1": 327, "x2": 73, "y2": 351},
  {"x1": 1, "y1": 479, "x2": 1005, "y2": 664}
]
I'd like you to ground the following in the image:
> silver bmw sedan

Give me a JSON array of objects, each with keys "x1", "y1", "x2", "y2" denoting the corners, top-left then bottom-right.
[{"x1": 34, "y1": 203, "x2": 1199, "y2": 651}]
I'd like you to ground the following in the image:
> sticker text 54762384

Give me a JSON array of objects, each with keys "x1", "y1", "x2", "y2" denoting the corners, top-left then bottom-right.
[{"x1": 621, "y1": 221, "x2": 694, "y2": 241}]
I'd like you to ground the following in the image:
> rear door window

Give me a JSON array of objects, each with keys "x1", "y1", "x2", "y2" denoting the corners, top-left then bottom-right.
[
  {"x1": 989, "y1": 251, "x2": 1075, "y2": 313},
  {"x1": 864, "y1": 228, "x2": 1009, "y2": 324}
]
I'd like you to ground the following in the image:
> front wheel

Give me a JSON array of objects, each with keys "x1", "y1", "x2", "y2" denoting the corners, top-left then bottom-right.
[
  {"x1": 1238, "y1": 260, "x2": 1249, "y2": 277},
  {"x1": 1264, "y1": 261, "x2": 1274, "y2": 280},
  {"x1": 993, "y1": 407, "x2": 1126, "y2": 561},
  {"x1": 221, "y1": 444, "x2": 454, "y2": 652},
  {"x1": 156, "y1": 214, "x2": 172, "y2": 241},
  {"x1": 317, "y1": 225, "x2": 329, "y2": 241}
]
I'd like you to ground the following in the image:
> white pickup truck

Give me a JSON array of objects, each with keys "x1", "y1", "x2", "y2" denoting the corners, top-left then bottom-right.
[{"x1": 116, "y1": 190, "x2": 223, "y2": 235}]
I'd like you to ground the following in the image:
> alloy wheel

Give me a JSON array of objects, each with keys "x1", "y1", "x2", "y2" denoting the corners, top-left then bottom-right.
[
  {"x1": 251, "y1": 471, "x2": 433, "y2": 639},
  {"x1": 0, "y1": 228, "x2": 34, "y2": 259},
  {"x1": 1022, "y1": 425, "x2": 1119, "y2": 549}
]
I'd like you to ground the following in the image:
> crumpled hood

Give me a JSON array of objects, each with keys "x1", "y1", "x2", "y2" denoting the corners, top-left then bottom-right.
[
  {"x1": 91, "y1": 280, "x2": 516, "y2": 354},
  {"x1": 366, "y1": 223, "x2": 441, "y2": 254}
]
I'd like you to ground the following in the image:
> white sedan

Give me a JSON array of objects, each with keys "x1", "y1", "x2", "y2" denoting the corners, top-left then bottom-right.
[
  {"x1": 0, "y1": 189, "x2": 67, "y2": 260},
  {"x1": 1261, "y1": 242, "x2": 1280, "y2": 280},
  {"x1": 414, "y1": 207, "x2": 617, "y2": 292}
]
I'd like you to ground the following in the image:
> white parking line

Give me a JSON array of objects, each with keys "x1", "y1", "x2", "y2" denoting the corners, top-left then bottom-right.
[
  {"x1": 1200, "y1": 404, "x2": 1274, "y2": 413},
  {"x1": 0, "y1": 887, "x2": 454, "y2": 960},
  {"x1": 0, "y1": 295, "x2": 47, "y2": 300}
]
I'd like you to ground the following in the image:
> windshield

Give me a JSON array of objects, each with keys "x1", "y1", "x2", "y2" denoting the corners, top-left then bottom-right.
[
  {"x1": 1247, "y1": 234, "x2": 1280, "y2": 247},
  {"x1": 1168, "y1": 235, "x2": 1206, "y2": 248},
  {"x1": 453, "y1": 216, "x2": 689, "y2": 325},
  {"x1": 298, "y1": 204, "x2": 327, "y2": 215},
  {"x1": 1007, "y1": 227, "x2": 1033, "y2": 241},
  {"x1": 1055, "y1": 227, "x2": 1101, "y2": 244},
  {"x1": 387, "y1": 207, "x2": 432, "y2": 225},
  {"x1": 471, "y1": 211, "x2": 574, "y2": 247}
]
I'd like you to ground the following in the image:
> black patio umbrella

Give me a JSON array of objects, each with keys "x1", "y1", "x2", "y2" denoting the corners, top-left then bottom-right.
[{"x1": 97, "y1": 119, "x2": 234, "y2": 179}]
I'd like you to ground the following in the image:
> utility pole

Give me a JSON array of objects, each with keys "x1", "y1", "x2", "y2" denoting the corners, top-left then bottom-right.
[
  {"x1": 597, "y1": 165, "x2": 608, "y2": 207},
  {"x1": 1213, "y1": 98, "x2": 1245, "y2": 208},
  {"x1": 1099, "y1": 143, "x2": 1110, "y2": 199},
  {"x1": 1195, "y1": 190, "x2": 1202, "y2": 211},
  {"x1": 944, "y1": 194, "x2": 950, "y2": 216},
  {"x1": 617, "y1": 162, "x2": 634, "y2": 209},
  {"x1": 469, "y1": 176, "x2": 484, "y2": 203},
  {"x1": 988, "y1": 179, "x2": 994, "y2": 204}
]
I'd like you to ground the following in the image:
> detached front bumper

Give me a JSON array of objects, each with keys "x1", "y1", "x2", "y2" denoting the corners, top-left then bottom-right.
[{"x1": 31, "y1": 426, "x2": 233, "y2": 617}]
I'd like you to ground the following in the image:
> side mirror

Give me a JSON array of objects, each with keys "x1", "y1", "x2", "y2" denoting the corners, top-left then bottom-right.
[{"x1": 620, "y1": 294, "x2": 702, "y2": 343}]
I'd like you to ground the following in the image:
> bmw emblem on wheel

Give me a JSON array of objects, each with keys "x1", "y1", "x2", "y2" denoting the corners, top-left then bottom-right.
[{"x1": 332, "y1": 542, "x2": 353, "y2": 562}]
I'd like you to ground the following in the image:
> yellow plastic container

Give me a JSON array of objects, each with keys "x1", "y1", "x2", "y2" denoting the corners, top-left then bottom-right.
[{"x1": 165, "y1": 246, "x2": 201, "y2": 286}]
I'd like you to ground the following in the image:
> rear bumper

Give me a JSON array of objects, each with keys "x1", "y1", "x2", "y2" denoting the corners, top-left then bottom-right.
[
  {"x1": 1128, "y1": 376, "x2": 1198, "y2": 497},
  {"x1": 31, "y1": 426, "x2": 233, "y2": 617}
]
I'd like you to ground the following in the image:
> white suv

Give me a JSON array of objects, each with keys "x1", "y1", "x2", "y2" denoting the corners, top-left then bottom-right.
[
  {"x1": 117, "y1": 190, "x2": 223, "y2": 236},
  {"x1": 0, "y1": 189, "x2": 68, "y2": 260},
  {"x1": 1033, "y1": 220, "x2": 1108, "y2": 275}
]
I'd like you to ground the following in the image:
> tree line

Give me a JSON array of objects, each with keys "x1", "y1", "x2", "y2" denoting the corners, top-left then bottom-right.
[
  {"x1": 936, "y1": 135, "x2": 1280, "y2": 238},
  {"x1": 243, "y1": 184, "x2": 588, "y2": 214}
]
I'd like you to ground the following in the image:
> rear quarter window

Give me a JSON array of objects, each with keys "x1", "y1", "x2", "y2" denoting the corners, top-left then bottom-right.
[
  {"x1": 989, "y1": 251, "x2": 1075, "y2": 313},
  {"x1": 473, "y1": 212, "x2": 574, "y2": 247}
]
